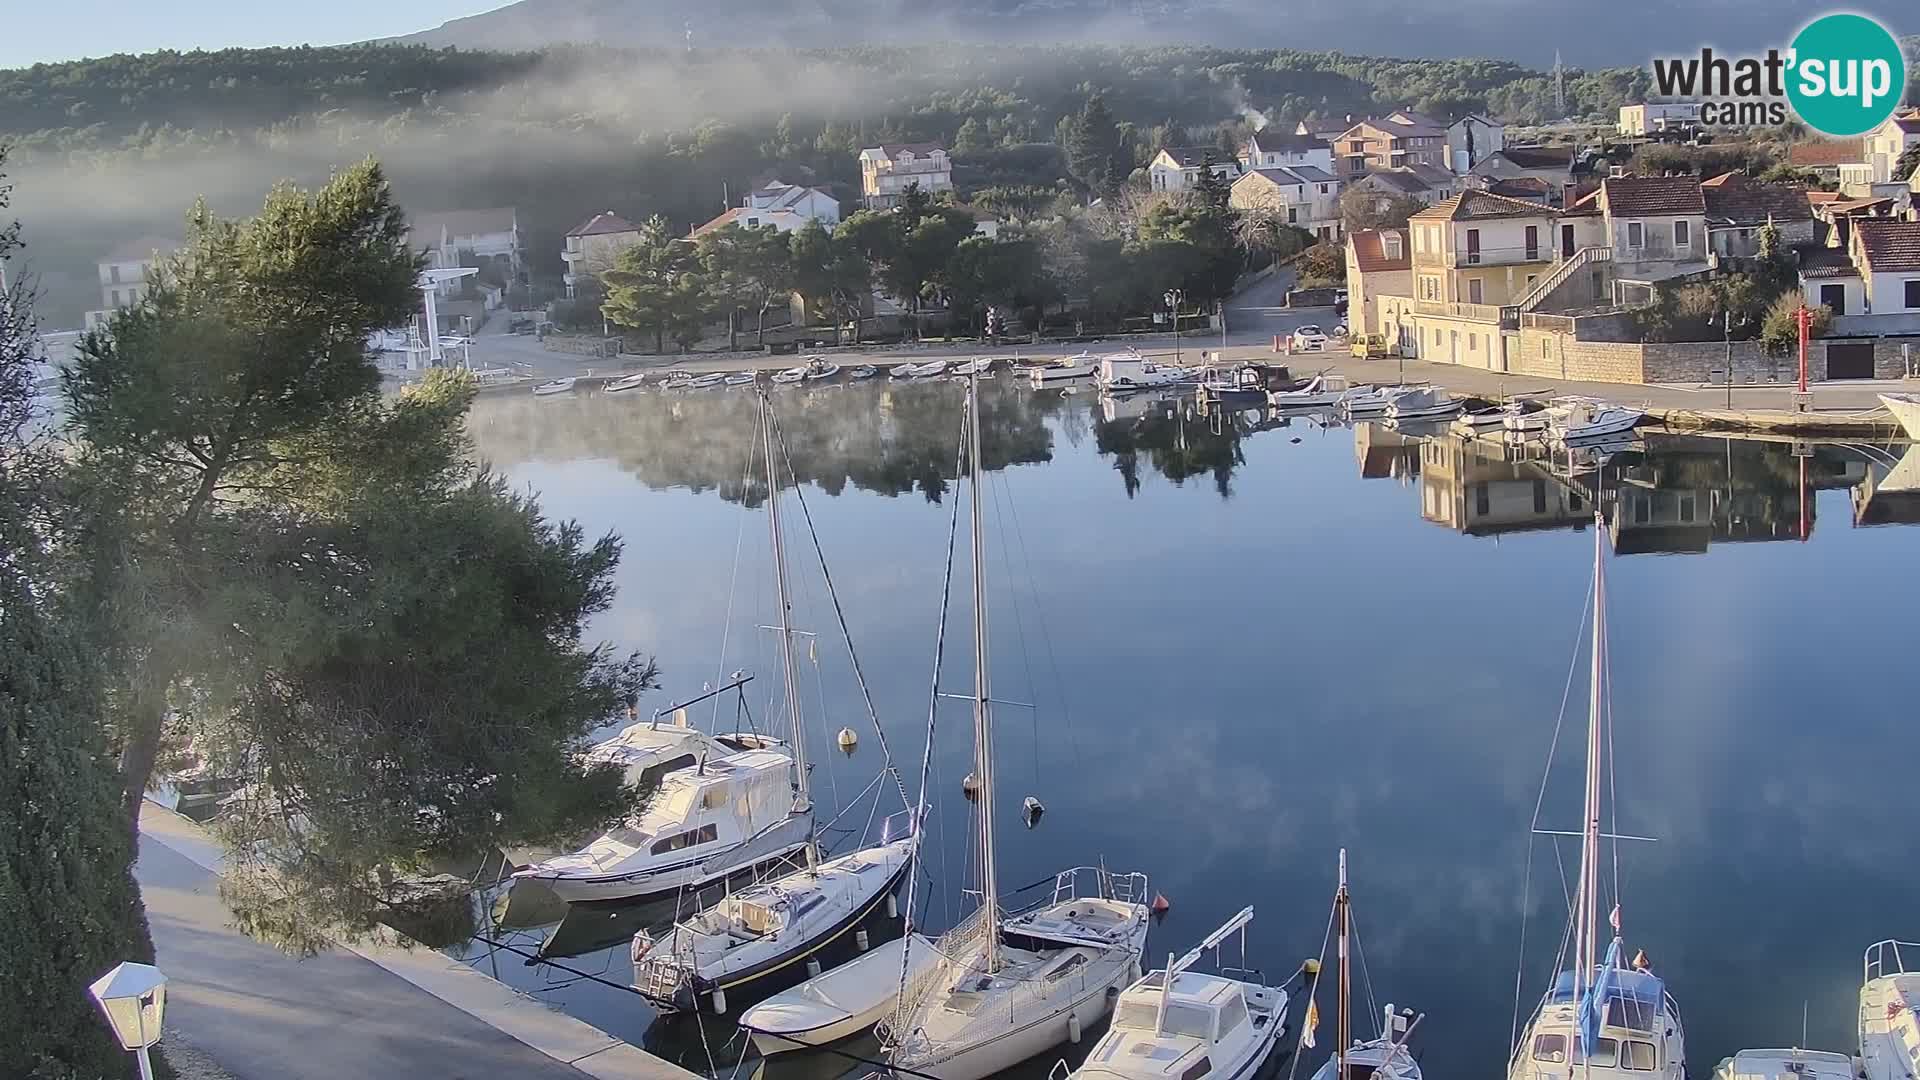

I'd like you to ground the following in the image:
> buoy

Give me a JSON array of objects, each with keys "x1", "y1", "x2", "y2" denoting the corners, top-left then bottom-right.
[
  {"x1": 807, "y1": 959, "x2": 823, "y2": 978},
  {"x1": 1151, "y1": 893, "x2": 1171, "y2": 914},
  {"x1": 887, "y1": 893, "x2": 899, "y2": 919},
  {"x1": 962, "y1": 772, "x2": 981, "y2": 802},
  {"x1": 1304, "y1": 958, "x2": 1322, "y2": 976},
  {"x1": 857, "y1": 929, "x2": 871, "y2": 951},
  {"x1": 710, "y1": 987, "x2": 727, "y2": 1013},
  {"x1": 1022, "y1": 796, "x2": 1045, "y2": 829},
  {"x1": 837, "y1": 727, "x2": 858, "y2": 752},
  {"x1": 1067, "y1": 1012, "x2": 1082, "y2": 1044},
  {"x1": 630, "y1": 930, "x2": 653, "y2": 964}
]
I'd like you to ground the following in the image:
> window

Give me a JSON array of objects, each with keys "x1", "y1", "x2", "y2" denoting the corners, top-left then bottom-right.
[
  {"x1": 1533, "y1": 1034, "x2": 1568, "y2": 1063},
  {"x1": 1159, "y1": 1002, "x2": 1214, "y2": 1039},
  {"x1": 1534, "y1": 479, "x2": 1548, "y2": 514},
  {"x1": 1287, "y1": 207, "x2": 1298, "y2": 224},
  {"x1": 1468, "y1": 333, "x2": 1478, "y2": 350},
  {"x1": 1574, "y1": 1038, "x2": 1620, "y2": 1068},
  {"x1": 1216, "y1": 995, "x2": 1249, "y2": 1037},
  {"x1": 1468, "y1": 278, "x2": 1484, "y2": 304},
  {"x1": 649, "y1": 823, "x2": 719, "y2": 855},
  {"x1": 1474, "y1": 483, "x2": 1490, "y2": 517},
  {"x1": 1674, "y1": 219, "x2": 1690, "y2": 248},
  {"x1": 110, "y1": 264, "x2": 122, "y2": 284},
  {"x1": 1906, "y1": 280, "x2": 1920, "y2": 309},
  {"x1": 1466, "y1": 228, "x2": 1482, "y2": 264},
  {"x1": 1628, "y1": 221, "x2": 1645, "y2": 248},
  {"x1": 1622, "y1": 1042, "x2": 1658, "y2": 1071},
  {"x1": 1180, "y1": 1059, "x2": 1212, "y2": 1080},
  {"x1": 1319, "y1": 183, "x2": 1329, "y2": 194},
  {"x1": 1385, "y1": 234, "x2": 1402, "y2": 259},
  {"x1": 1525, "y1": 225, "x2": 1540, "y2": 261},
  {"x1": 1114, "y1": 1002, "x2": 1158, "y2": 1031},
  {"x1": 1680, "y1": 494, "x2": 1696, "y2": 523}
]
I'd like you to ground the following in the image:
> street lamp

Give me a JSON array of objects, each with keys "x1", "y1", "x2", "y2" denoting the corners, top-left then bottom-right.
[
  {"x1": 1164, "y1": 289, "x2": 1185, "y2": 368},
  {"x1": 89, "y1": 961, "x2": 167, "y2": 1080}
]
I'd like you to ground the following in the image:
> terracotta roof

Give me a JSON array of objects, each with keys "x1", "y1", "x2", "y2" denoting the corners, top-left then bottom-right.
[
  {"x1": 1348, "y1": 228, "x2": 1411, "y2": 272},
  {"x1": 1854, "y1": 219, "x2": 1920, "y2": 273},
  {"x1": 1699, "y1": 174, "x2": 1813, "y2": 224},
  {"x1": 410, "y1": 207, "x2": 516, "y2": 242},
  {"x1": 1412, "y1": 189, "x2": 1556, "y2": 222},
  {"x1": 1486, "y1": 176, "x2": 1554, "y2": 199},
  {"x1": 1807, "y1": 191, "x2": 1843, "y2": 205},
  {"x1": 1496, "y1": 145, "x2": 1575, "y2": 170},
  {"x1": 103, "y1": 236, "x2": 177, "y2": 263},
  {"x1": 1601, "y1": 175, "x2": 1706, "y2": 216},
  {"x1": 1826, "y1": 197, "x2": 1896, "y2": 215},
  {"x1": 1787, "y1": 139, "x2": 1864, "y2": 167},
  {"x1": 1798, "y1": 248, "x2": 1859, "y2": 279},
  {"x1": 1561, "y1": 189, "x2": 1604, "y2": 217},
  {"x1": 568, "y1": 211, "x2": 640, "y2": 237}
]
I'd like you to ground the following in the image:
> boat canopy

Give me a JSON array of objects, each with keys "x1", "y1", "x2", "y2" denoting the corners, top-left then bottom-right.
[{"x1": 1547, "y1": 965, "x2": 1668, "y2": 1036}]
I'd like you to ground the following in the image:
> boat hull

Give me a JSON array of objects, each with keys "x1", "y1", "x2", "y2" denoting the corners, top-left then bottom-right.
[
  {"x1": 1878, "y1": 393, "x2": 1920, "y2": 439},
  {"x1": 519, "y1": 814, "x2": 813, "y2": 903},
  {"x1": 893, "y1": 972, "x2": 1137, "y2": 1080},
  {"x1": 744, "y1": 932, "x2": 940, "y2": 1056}
]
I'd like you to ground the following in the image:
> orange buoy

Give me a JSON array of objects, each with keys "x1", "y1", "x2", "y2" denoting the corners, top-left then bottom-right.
[{"x1": 1151, "y1": 893, "x2": 1171, "y2": 914}]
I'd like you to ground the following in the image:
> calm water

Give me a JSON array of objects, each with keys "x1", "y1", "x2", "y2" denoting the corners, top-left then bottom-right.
[{"x1": 449, "y1": 377, "x2": 1920, "y2": 1080}]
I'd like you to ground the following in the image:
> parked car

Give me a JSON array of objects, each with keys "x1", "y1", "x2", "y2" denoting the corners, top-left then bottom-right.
[{"x1": 1291, "y1": 325, "x2": 1330, "y2": 352}]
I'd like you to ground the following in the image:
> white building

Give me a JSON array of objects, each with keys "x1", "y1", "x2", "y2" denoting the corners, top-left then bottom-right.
[
  {"x1": 85, "y1": 236, "x2": 174, "y2": 331},
  {"x1": 1228, "y1": 166, "x2": 1343, "y2": 242},
  {"x1": 690, "y1": 182, "x2": 841, "y2": 238},
  {"x1": 1616, "y1": 102, "x2": 1702, "y2": 137},
  {"x1": 561, "y1": 211, "x2": 643, "y2": 297},
  {"x1": 1863, "y1": 111, "x2": 1920, "y2": 184},
  {"x1": 1237, "y1": 131, "x2": 1334, "y2": 174},
  {"x1": 1446, "y1": 114, "x2": 1505, "y2": 174},
  {"x1": 1147, "y1": 147, "x2": 1241, "y2": 193},
  {"x1": 858, "y1": 143, "x2": 954, "y2": 208},
  {"x1": 409, "y1": 208, "x2": 521, "y2": 298}
]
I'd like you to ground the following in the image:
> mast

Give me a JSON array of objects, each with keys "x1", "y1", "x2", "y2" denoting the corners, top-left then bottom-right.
[
  {"x1": 762, "y1": 391, "x2": 815, "y2": 873},
  {"x1": 1337, "y1": 848, "x2": 1351, "y2": 1080},
  {"x1": 968, "y1": 374, "x2": 1000, "y2": 972},
  {"x1": 1570, "y1": 514, "x2": 1606, "y2": 1057}
]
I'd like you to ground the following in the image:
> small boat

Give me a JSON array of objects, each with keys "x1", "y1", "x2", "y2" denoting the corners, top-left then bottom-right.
[
  {"x1": 1550, "y1": 401, "x2": 1642, "y2": 443},
  {"x1": 532, "y1": 378, "x2": 576, "y2": 396},
  {"x1": 1504, "y1": 397, "x2": 1567, "y2": 433},
  {"x1": 1343, "y1": 383, "x2": 1424, "y2": 417},
  {"x1": 1713, "y1": 1049, "x2": 1855, "y2": 1080},
  {"x1": 1064, "y1": 906, "x2": 1288, "y2": 1080},
  {"x1": 1452, "y1": 405, "x2": 1510, "y2": 431},
  {"x1": 771, "y1": 366, "x2": 809, "y2": 385},
  {"x1": 909, "y1": 359, "x2": 953, "y2": 378},
  {"x1": 1270, "y1": 373, "x2": 1358, "y2": 410},
  {"x1": 687, "y1": 372, "x2": 727, "y2": 389},
  {"x1": 1198, "y1": 365, "x2": 1272, "y2": 406},
  {"x1": 1384, "y1": 386, "x2": 1461, "y2": 420},
  {"x1": 889, "y1": 363, "x2": 920, "y2": 380},
  {"x1": 804, "y1": 359, "x2": 842, "y2": 380},
  {"x1": 1881, "y1": 392, "x2": 1920, "y2": 438},
  {"x1": 847, "y1": 365, "x2": 879, "y2": 380},
  {"x1": 1861, "y1": 941, "x2": 1920, "y2": 1080},
  {"x1": 603, "y1": 372, "x2": 649, "y2": 393},
  {"x1": 725, "y1": 371, "x2": 759, "y2": 387},
  {"x1": 1097, "y1": 351, "x2": 1195, "y2": 392},
  {"x1": 1029, "y1": 352, "x2": 1099, "y2": 385},
  {"x1": 951, "y1": 357, "x2": 993, "y2": 377},
  {"x1": 742, "y1": 932, "x2": 941, "y2": 1056},
  {"x1": 660, "y1": 371, "x2": 696, "y2": 390},
  {"x1": 1305, "y1": 851, "x2": 1425, "y2": 1080}
]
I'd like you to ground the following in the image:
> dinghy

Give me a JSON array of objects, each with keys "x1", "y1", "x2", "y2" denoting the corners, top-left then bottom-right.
[
  {"x1": 603, "y1": 372, "x2": 648, "y2": 393},
  {"x1": 742, "y1": 932, "x2": 941, "y2": 1055},
  {"x1": 533, "y1": 378, "x2": 576, "y2": 396}
]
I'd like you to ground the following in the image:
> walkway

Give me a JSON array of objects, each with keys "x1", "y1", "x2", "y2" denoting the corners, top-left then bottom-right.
[{"x1": 137, "y1": 804, "x2": 697, "y2": 1080}]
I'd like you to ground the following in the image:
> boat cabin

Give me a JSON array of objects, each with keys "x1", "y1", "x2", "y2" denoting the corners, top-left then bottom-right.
[
  {"x1": 1713, "y1": 1049, "x2": 1855, "y2": 1080},
  {"x1": 556, "y1": 749, "x2": 795, "y2": 873},
  {"x1": 1862, "y1": 941, "x2": 1920, "y2": 1080},
  {"x1": 1516, "y1": 969, "x2": 1684, "y2": 1080},
  {"x1": 1082, "y1": 971, "x2": 1266, "y2": 1080}
]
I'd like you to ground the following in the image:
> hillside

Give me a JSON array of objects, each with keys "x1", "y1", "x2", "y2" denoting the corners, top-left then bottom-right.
[{"x1": 393, "y1": 0, "x2": 1914, "y2": 68}]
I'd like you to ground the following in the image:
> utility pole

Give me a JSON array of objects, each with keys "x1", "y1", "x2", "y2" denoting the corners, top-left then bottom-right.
[
  {"x1": 1723, "y1": 309, "x2": 1733, "y2": 409},
  {"x1": 1165, "y1": 289, "x2": 1185, "y2": 368}
]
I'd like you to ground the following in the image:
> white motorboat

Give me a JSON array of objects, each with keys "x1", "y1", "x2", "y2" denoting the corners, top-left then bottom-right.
[
  {"x1": 1508, "y1": 520, "x2": 1685, "y2": 1080},
  {"x1": 771, "y1": 366, "x2": 809, "y2": 385},
  {"x1": 533, "y1": 377, "x2": 576, "y2": 396},
  {"x1": 848, "y1": 365, "x2": 879, "y2": 380},
  {"x1": 1342, "y1": 383, "x2": 1425, "y2": 417},
  {"x1": 1499, "y1": 398, "x2": 1558, "y2": 433},
  {"x1": 742, "y1": 932, "x2": 942, "y2": 1056},
  {"x1": 1550, "y1": 400, "x2": 1642, "y2": 443},
  {"x1": 1098, "y1": 351, "x2": 1195, "y2": 392},
  {"x1": 660, "y1": 371, "x2": 696, "y2": 390},
  {"x1": 1300, "y1": 851, "x2": 1425, "y2": 1080},
  {"x1": 898, "y1": 359, "x2": 951, "y2": 378},
  {"x1": 1066, "y1": 906, "x2": 1288, "y2": 1080},
  {"x1": 1881, "y1": 392, "x2": 1920, "y2": 438},
  {"x1": 1029, "y1": 353, "x2": 1100, "y2": 385},
  {"x1": 951, "y1": 357, "x2": 994, "y2": 377},
  {"x1": 1384, "y1": 386, "x2": 1462, "y2": 420},
  {"x1": 632, "y1": 387, "x2": 918, "y2": 1013},
  {"x1": 687, "y1": 372, "x2": 727, "y2": 389},
  {"x1": 882, "y1": 374, "x2": 1151, "y2": 1080},
  {"x1": 1713, "y1": 1048, "x2": 1855, "y2": 1080},
  {"x1": 1861, "y1": 941, "x2": 1920, "y2": 1080},
  {"x1": 511, "y1": 747, "x2": 813, "y2": 902},
  {"x1": 604, "y1": 372, "x2": 648, "y2": 393},
  {"x1": 725, "y1": 371, "x2": 758, "y2": 386},
  {"x1": 1269, "y1": 373, "x2": 1358, "y2": 410},
  {"x1": 1453, "y1": 406, "x2": 1509, "y2": 431},
  {"x1": 804, "y1": 358, "x2": 842, "y2": 380},
  {"x1": 1198, "y1": 365, "x2": 1271, "y2": 406}
]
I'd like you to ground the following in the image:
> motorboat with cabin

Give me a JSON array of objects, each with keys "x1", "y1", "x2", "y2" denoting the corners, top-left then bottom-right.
[
  {"x1": 1384, "y1": 386, "x2": 1461, "y2": 420},
  {"x1": 1030, "y1": 352, "x2": 1101, "y2": 385},
  {"x1": 742, "y1": 931, "x2": 942, "y2": 1055},
  {"x1": 848, "y1": 365, "x2": 879, "y2": 380},
  {"x1": 1098, "y1": 351, "x2": 1195, "y2": 392},
  {"x1": 1861, "y1": 940, "x2": 1920, "y2": 1080},
  {"x1": 512, "y1": 748, "x2": 813, "y2": 902},
  {"x1": 1549, "y1": 400, "x2": 1643, "y2": 443},
  {"x1": 772, "y1": 365, "x2": 809, "y2": 385},
  {"x1": 1199, "y1": 365, "x2": 1276, "y2": 406},
  {"x1": 1270, "y1": 373, "x2": 1358, "y2": 410},
  {"x1": 1342, "y1": 383, "x2": 1426, "y2": 417},
  {"x1": 1065, "y1": 906, "x2": 1288, "y2": 1080},
  {"x1": 804, "y1": 356, "x2": 842, "y2": 380}
]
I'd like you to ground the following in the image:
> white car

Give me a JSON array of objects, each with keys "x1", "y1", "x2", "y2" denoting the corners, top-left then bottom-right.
[{"x1": 1291, "y1": 325, "x2": 1329, "y2": 351}]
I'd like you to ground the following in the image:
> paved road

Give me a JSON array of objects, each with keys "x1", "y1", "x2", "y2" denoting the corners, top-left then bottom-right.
[{"x1": 138, "y1": 837, "x2": 612, "y2": 1080}]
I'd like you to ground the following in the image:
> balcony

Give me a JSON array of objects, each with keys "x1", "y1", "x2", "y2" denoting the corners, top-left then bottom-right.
[
  {"x1": 1426, "y1": 244, "x2": 1557, "y2": 269},
  {"x1": 1414, "y1": 299, "x2": 1514, "y2": 324}
]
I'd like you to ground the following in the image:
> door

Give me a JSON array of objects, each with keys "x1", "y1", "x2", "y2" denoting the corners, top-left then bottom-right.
[
  {"x1": 1468, "y1": 278, "x2": 1484, "y2": 305},
  {"x1": 1827, "y1": 341, "x2": 1875, "y2": 380},
  {"x1": 1819, "y1": 284, "x2": 1847, "y2": 315},
  {"x1": 1525, "y1": 225, "x2": 1540, "y2": 261},
  {"x1": 1562, "y1": 224, "x2": 1576, "y2": 258},
  {"x1": 1466, "y1": 229, "x2": 1481, "y2": 264}
]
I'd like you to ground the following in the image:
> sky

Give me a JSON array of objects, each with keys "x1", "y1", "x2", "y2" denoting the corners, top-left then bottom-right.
[{"x1": 0, "y1": 0, "x2": 500, "y2": 68}]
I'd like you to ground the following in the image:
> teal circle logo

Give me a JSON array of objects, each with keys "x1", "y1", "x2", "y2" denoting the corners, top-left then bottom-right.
[{"x1": 1785, "y1": 13, "x2": 1906, "y2": 137}]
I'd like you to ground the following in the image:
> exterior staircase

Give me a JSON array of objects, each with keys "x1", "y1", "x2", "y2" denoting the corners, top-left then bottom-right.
[{"x1": 1517, "y1": 246, "x2": 1612, "y2": 312}]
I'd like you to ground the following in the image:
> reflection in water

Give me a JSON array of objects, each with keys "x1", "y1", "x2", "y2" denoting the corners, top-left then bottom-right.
[{"x1": 458, "y1": 382, "x2": 1919, "y2": 1080}]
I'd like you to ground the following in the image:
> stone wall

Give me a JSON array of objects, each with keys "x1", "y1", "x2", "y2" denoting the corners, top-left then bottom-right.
[
  {"x1": 1509, "y1": 329, "x2": 1920, "y2": 384},
  {"x1": 1511, "y1": 328, "x2": 1646, "y2": 382}
]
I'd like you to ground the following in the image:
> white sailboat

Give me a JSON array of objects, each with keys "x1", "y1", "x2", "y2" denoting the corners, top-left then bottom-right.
[
  {"x1": 1304, "y1": 851, "x2": 1424, "y2": 1080},
  {"x1": 1068, "y1": 906, "x2": 1289, "y2": 1080},
  {"x1": 881, "y1": 374, "x2": 1153, "y2": 1080},
  {"x1": 1509, "y1": 519, "x2": 1685, "y2": 1080},
  {"x1": 1860, "y1": 941, "x2": 1920, "y2": 1080},
  {"x1": 742, "y1": 932, "x2": 943, "y2": 1055},
  {"x1": 631, "y1": 389, "x2": 917, "y2": 1013},
  {"x1": 1878, "y1": 392, "x2": 1920, "y2": 439}
]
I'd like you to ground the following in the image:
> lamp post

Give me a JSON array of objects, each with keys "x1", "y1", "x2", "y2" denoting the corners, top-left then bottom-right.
[
  {"x1": 1164, "y1": 288, "x2": 1185, "y2": 368},
  {"x1": 89, "y1": 962, "x2": 167, "y2": 1080}
]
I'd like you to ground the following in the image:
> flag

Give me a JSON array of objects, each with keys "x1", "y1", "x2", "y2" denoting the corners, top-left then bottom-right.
[
  {"x1": 1303, "y1": 999, "x2": 1319, "y2": 1049},
  {"x1": 1609, "y1": 904, "x2": 1621, "y2": 932}
]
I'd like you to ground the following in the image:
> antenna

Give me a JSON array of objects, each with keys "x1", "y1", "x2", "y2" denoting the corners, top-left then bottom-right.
[
  {"x1": 1554, "y1": 50, "x2": 1567, "y2": 118},
  {"x1": 684, "y1": 19, "x2": 694, "y2": 52}
]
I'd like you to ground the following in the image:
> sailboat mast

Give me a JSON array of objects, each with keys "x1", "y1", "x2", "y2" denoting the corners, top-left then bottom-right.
[
  {"x1": 1572, "y1": 515, "x2": 1605, "y2": 1019},
  {"x1": 968, "y1": 375, "x2": 1000, "y2": 973},
  {"x1": 762, "y1": 392, "x2": 815, "y2": 873},
  {"x1": 1337, "y1": 848, "x2": 1351, "y2": 1080}
]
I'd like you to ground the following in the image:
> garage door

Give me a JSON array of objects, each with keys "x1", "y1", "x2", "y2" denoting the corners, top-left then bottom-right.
[{"x1": 1827, "y1": 341, "x2": 1875, "y2": 380}]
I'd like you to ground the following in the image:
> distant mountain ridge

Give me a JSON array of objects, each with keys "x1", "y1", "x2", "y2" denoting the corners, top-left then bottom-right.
[{"x1": 394, "y1": 0, "x2": 1913, "y2": 68}]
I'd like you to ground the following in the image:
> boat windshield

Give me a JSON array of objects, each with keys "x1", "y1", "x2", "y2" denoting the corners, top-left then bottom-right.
[{"x1": 1111, "y1": 999, "x2": 1212, "y2": 1039}]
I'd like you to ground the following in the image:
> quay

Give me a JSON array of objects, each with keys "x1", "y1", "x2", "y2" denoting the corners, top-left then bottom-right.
[{"x1": 136, "y1": 803, "x2": 701, "y2": 1080}]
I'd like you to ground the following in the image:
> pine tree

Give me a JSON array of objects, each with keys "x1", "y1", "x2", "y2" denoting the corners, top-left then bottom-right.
[{"x1": 1066, "y1": 94, "x2": 1123, "y2": 194}]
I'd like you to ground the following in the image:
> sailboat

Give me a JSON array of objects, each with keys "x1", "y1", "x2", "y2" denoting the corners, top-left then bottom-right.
[
  {"x1": 1304, "y1": 850, "x2": 1423, "y2": 1080},
  {"x1": 630, "y1": 389, "x2": 916, "y2": 1013},
  {"x1": 1508, "y1": 519, "x2": 1685, "y2": 1080},
  {"x1": 880, "y1": 374, "x2": 1153, "y2": 1080}
]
